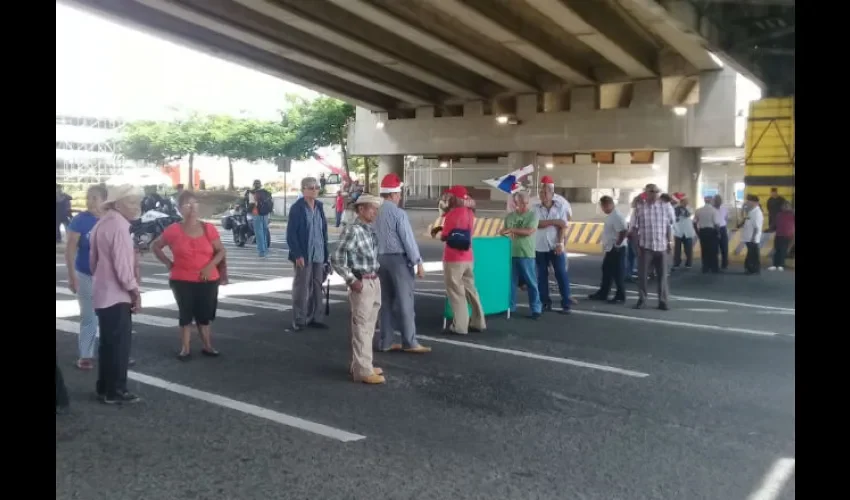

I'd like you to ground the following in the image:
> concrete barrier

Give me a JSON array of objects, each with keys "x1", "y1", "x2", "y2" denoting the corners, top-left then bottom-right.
[{"x1": 426, "y1": 216, "x2": 795, "y2": 267}]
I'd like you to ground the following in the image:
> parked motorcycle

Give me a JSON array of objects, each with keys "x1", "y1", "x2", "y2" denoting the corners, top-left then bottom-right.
[
  {"x1": 221, "y1": 204, "x2": 254, "y2": 247},
  {"x1": 130, "y1": 209, "x2": 182, "y2": 251}
]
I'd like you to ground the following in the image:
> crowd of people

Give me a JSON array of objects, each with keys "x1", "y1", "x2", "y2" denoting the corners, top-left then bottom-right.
[{"x1": 57, "y1": 174, "x2": 795, "y2": 410}]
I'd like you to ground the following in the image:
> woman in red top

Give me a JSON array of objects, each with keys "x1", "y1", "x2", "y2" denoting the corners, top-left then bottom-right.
[
  {"x1": 152, "y1": 191, "x2": 227, "y2": 360},
  {"x1": 438, "y1": 186, "x2": 486, "y2": 335}
]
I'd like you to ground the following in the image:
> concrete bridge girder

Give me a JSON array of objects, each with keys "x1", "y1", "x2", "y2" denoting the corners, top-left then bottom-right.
[{"x1": 62, "y1": 0, "x2": 752, "y2": 112}]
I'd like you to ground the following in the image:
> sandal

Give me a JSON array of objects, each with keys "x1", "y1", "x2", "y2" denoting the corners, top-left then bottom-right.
[
  {"x1": 177, "y1": 351, "x2": 192, "y2": 361},
  {"x1": 201, "y1": 349, "x2": 220, "y2": 357}
]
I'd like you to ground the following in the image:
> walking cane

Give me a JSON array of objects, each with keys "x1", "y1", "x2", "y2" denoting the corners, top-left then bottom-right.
[{"x1": 325, "y1": 276, "x2": 331, "y2": 316}]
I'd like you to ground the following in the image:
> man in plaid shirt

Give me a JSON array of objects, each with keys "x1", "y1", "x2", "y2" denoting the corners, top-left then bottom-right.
[
  {"x1": 331, "y1": 194, "x2": 386, "y2": 385},
  {"x1": 630, "y1": 184, "x2": 673, "y2": 310}
]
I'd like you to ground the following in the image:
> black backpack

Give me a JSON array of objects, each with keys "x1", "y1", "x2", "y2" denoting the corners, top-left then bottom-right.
[{"x1": 256, "y1": 190, "x2": 274, "y2": 216}]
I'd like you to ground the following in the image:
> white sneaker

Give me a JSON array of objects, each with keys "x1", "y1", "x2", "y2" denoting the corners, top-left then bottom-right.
[
  {"x1": 778, "y1": 266, "x2": 784, "y2": 271},
  {"x1": 768, "y1": 266, "x2": 777, "y2": 271}
]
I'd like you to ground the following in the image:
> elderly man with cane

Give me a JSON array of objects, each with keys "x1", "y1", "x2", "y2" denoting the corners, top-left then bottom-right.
[
  {"x1": 374, "y1": 173, "x2": 430, "y2": 354},
  {"x1": 286, "y1": 177, "x2": 330, "y2": 331}
]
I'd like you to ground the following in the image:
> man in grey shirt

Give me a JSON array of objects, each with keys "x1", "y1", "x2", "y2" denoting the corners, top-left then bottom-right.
[
  {"x1": 286, "y1": 177, "x2": 330, "y2": 331},
  {"x1": 374, "y1": 173, "x2": 430, "y2": 353}
]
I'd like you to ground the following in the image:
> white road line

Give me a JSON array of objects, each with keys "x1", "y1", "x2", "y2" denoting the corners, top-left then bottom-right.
[
  {"x1": 569, "y1": 283, "x2": 795, "y2": 313},
  {"x1": 570, "y1": 309, "x2": 780, "y2": 337},
  {"x1": 747, "y1": 457, "x2": 795, "y2": 500},
  {"x1": 128, "y1": 371, "x2": 365, "y2": 442},
  {"x1": 56, "y1": 318, "x2": 80, "y2": 334},
  {"x1": 56, "y1": 263, "x2": 66, "y2": 267},
  {"x1": 681, "y1": 308, "x2": 729, "y2": 313},
  {"x1": 153, "y1": 305, "x2": 253, "y2": 319},
  {"x1": 416, "y1": 335, "x2": 649, "y2": 378},
  {"x1": 221, "y1": 297, "x2": 293, "y2": 312}
]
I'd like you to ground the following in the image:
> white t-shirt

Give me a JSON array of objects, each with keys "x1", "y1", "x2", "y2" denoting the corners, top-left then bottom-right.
[
  {"x1": 602, "y1": 210, "x2": 628, "y2": 252},
  {"x1": 741, "y1": 206, "x2": 764, "y2": 243},
  {"x1": 533, "y1": 199, "x2": 569, "y2": 252}
]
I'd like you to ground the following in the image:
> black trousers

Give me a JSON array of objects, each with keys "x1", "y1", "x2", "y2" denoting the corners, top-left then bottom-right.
[
  {"x1": 717, "y1": 226, "x2": 729, "y2": 269},
  {"x1": 773, "y1": 236, "x2": 791, "y2": 268},
  {"x1": 95, "y1": 303, "x2": 133, "y2": 398},
  {"x1": 674, "y1": 237, "x2": 693, "y2": 267},
  {"x1": 745, "y1": 242, "x2": 761, "y2": 274},
  {"x1": 597, "y1": 246, "x2": 626, "y2": 300},
  {"x1": 697, "y1": 228, "x2": 719, "y2": 273},
  {"x1": 56, "y1": 356, "x2": 69, "y2": 408}
]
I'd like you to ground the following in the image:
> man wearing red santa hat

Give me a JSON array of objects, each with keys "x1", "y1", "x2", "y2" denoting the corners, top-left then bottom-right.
[
  {"x1": 533, "y1": 176, "x2": 572, "y2": 313},
  {"x1": 374, "y1": 173, "x2": 431, "y2": 354}
]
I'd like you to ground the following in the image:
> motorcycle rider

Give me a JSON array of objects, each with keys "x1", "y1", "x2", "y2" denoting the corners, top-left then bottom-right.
[{"x1": 245, "y1": 180, "x2": 273, "y2": 256}]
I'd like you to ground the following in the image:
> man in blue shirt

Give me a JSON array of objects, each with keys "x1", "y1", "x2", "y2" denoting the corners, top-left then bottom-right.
[
  {"x1": 374, "y1": 173, "x2": 430, "y2": 353},
  {"x1": 286, "y1": 177, "x2": 330, "y2": 331}
]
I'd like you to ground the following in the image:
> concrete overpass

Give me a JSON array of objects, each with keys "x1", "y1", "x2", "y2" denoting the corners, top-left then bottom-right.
[{"x1": 61, "y1": 0, "x2": 794, "y2": 199}]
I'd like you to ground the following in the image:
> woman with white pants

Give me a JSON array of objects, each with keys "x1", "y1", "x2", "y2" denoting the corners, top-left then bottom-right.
[{"x1": 65, "y1": 184, "x2": 107, "y2": 370}]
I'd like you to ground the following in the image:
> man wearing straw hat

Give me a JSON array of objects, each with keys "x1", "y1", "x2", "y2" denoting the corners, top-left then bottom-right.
[
  {"x1": 89, "y1": 184, "x2": 143, "y2": 404},
  {"x1": 331, "y1": 194, "x2": 387, "y2": 385}
]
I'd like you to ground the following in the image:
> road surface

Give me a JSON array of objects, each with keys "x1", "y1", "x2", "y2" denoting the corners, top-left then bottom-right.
[{"x1": 56, "y1": 228, "x2": 795, "y2": 500}]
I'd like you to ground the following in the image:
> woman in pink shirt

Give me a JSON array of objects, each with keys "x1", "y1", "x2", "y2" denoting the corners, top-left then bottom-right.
[
  {"x1": 152, "y1": 190, "x2": 227, "y2": 360},
  {"x1": 89, "y1": 185, "x2": 143, "y2": 405},
  {"x1": 438, "y1": 186, "x2": 485, "y2": 335}
]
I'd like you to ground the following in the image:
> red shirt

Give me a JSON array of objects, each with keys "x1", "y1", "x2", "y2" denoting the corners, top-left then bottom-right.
[
  {"x1": 161, "y1": 222, "x2": 221, "y2": 282},
  {"x1": 775, "y1": 211, "x2": 795, "y2": 238},
  {"x1": 335, "y1": 195, "x2": 345, "y2": 212},
  {"x1": 441, "y1": 207, "x2": 474, "y2": 262}
]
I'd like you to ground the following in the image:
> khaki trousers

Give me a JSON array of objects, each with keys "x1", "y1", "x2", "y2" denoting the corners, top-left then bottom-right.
[
  {"x1": 443, "y1": 261, "x2": 486, "y2": 334},
  {"x1": 348, "y1": 279, "x2": 382, "y2": 379}
]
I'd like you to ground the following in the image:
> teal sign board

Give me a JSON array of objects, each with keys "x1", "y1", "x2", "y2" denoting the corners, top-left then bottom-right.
[{"x1": 444, "y1": 236, "x2": 511, "y2": 320}]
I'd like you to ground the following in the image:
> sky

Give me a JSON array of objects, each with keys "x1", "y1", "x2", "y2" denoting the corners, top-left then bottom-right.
[
  {"x1": 55, "y1": 3, "x2": 318, "y2": 121},
  {"x1": 55, "y1": 3, "x2": 342, "y2": 186}
]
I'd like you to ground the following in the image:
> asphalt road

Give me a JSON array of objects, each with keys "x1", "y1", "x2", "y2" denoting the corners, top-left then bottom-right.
[{"x1": 56, "y1": 229, "x2": 795, "y2": 500}]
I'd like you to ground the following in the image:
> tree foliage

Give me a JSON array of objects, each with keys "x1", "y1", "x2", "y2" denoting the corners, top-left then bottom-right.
[{"x1": 115, "y1": 96, "x2": 356, "y2": 187}]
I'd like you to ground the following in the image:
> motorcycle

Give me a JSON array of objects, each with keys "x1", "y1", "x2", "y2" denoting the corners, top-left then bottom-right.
[
  {"x1": 130, "y1": 209, "x2": 182, "y2": 251},
  {"x1": 221, "y1": 204, "x2": 254, "y2": 247}
]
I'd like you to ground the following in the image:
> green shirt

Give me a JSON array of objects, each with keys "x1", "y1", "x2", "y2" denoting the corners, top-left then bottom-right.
[{"x1": 504, "y1": 210, "x2": 539, "y2": 258}]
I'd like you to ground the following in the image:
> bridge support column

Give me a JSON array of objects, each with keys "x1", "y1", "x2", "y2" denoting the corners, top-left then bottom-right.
[
  {"x1": 378, "y1": 155, "x2": 404, "y2": 195},
  {"x1": 667, "y1": 147, "x2": 702, "y2": 199}
]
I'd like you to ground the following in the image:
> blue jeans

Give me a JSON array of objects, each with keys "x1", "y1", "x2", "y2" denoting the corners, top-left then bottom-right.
[
  {"x1": 535, "y1": 251, "x2": 571, "y2": 310},
  {"x1": 335, "y1": 210, "x2": 343, "y2": 228},
  {"x1": 253, "y1": 214, "x2": 269, "y2": 256},
  {"x1": 510, "y1": 257, "x2": 542, "y2": 314}
]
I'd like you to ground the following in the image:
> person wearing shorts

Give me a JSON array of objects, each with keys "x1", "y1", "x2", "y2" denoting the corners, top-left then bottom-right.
[{"x1": 152, "y1": 190, "x2": 226, "y2": 360}]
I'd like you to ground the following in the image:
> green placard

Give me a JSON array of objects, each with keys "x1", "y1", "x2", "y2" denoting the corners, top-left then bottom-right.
[{"x1": 444, "y1": 236, "x2": 511, "y2": 320}]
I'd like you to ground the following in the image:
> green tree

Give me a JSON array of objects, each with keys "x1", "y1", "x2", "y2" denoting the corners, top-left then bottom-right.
[
  {"x1": 280, "y1": 95, "x2": 355, "y2": 174},
  {"x1": 117, "y1": 114, "x2": 208, "y2": 188}
]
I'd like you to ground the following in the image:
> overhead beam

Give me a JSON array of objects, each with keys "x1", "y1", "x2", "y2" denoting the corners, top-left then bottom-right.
[
  {"x1": 324, "y1": 0, "x2": 537, "y2": 93},
  {"x1": 133, "y1": 0, "x2": 433, "y2": 106},
  {"x1": 232, "y1": 0, "x2": 482, "y2": 100},
  {"x1": 60, "y1": 0, "x2": 396, "y2": 110},
  {"x1": 420, "y1": 0, "x2": 594, "y2": 85},
  {"x1": 524, "y1": 0, "x2": 655, "y2": 78},
  {"x1": 617, "y1": 0, "x2": 722, "y2": 71}
]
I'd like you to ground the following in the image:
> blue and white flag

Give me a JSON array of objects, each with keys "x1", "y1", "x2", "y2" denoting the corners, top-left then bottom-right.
[{"x1": 483, "y1": 164, "x2": 535, "y2": 194}]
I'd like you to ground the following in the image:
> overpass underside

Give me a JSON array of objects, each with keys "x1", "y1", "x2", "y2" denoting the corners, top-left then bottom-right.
[{"x1": 63, "y1": 0, "x2": 749, "y2": 112}]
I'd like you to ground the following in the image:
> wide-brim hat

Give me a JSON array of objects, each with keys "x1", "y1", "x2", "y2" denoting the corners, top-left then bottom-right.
[
  {"x1": 353, "y1": 194, "x2": 383, "y2": 207},
  {"x1": 102, "y1": 184, "x2": 142, "y2": 208}
]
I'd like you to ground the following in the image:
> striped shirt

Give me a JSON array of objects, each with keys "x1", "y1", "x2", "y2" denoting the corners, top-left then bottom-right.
[
  {"x1": 305, "y1": 204, "x2": 326, "y2": 263},
  {"x1": 375, "y1": 201, "x2": 422, "y2": 264},
  {"x1": 89, "y1": 209, "x2": 140, "y2": 309},
  {"x1": 631, "y1": 201, "x2": 671, "y2": 252},
  {"x1": 331, "y1": 218, "x2": 380, "y2": 284}
]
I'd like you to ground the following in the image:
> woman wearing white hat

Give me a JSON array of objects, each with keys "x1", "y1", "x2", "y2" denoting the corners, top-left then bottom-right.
[{"x1": 89, "y1": 184, "x2": 143, "y2": 404}]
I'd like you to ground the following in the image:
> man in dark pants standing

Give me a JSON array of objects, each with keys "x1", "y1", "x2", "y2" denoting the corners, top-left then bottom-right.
[
  {"x1": 694, "y1": 196, "x2": 720, "y2": 273},
  {"x1": 630, "y1": 184, "x2": 672, "y2": 310},
  {"x1": 712, "y1": 195, "x2": 730, "y2": 269},
  {"x1": 741, "y1": 195, "x2": 764, "y2": 275},
  {"x1": 589, "y1": 196, "x2": 627, "y2": 303},
  {"x1": 766, "y1": 188, "x2": 787, "y2": 232}
]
